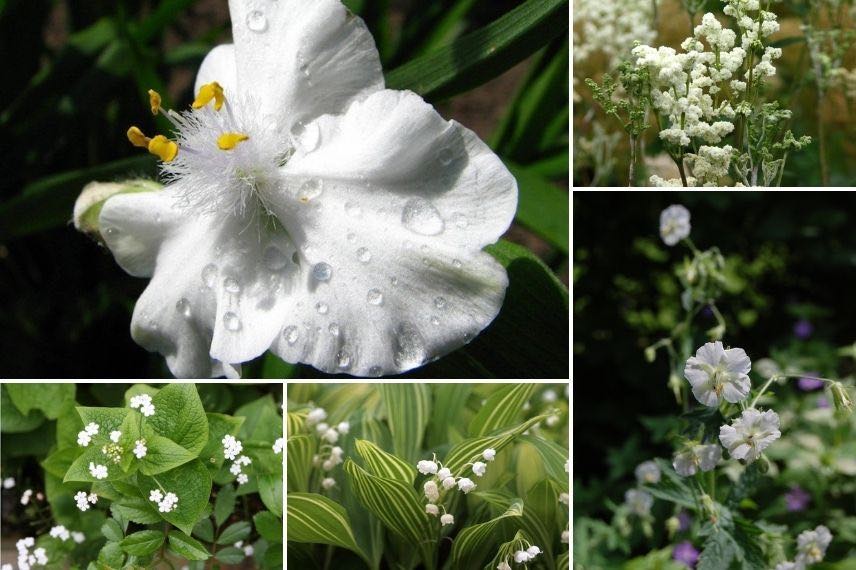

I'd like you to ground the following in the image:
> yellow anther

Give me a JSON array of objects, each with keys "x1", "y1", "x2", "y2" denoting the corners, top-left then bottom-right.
[
  {"x1": 147, "y1": 135, "x2": 179, "y2": 162},
  {"x1": 148, "y1": 89, "x2": 162, "y2": 115},
  {"x1": 192, "y1": 81, "x2": 225, "y2": 111},
  {"x1": 217, "y1": 132, "x2": 249, "y2": 150},
  {"x1": 127, "y1": 126, "x2": 151, "y2": 148}
]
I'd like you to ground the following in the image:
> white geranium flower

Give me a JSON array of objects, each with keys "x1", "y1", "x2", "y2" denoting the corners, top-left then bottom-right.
[
  {"x1": 659, "y1": 205, "x2": 691, "y2": 246},
  {"x1": 673, "y1": 443, "x2": 722, "y2": 476},
  {"x1": 624, "y1": 489, "x2": 653, "y2": 516},
  {"x1": 684, "y1": 341, "x2": 752, "y2": 406},
  {"x1": 634, "y1": 460, "x2": 661, "y2": 484},
  {"x1": 795, "y1": 525, "x2": 832, "y2": 565},
  {"x1": 95, "y1": 0, "x2": 517, "y2": 379},
  {"x1": 719, "y1": 408, "x2": 781, "y2": 463}
]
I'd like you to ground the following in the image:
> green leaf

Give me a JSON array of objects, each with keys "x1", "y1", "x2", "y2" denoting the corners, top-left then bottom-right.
[
  {"x1": 697, "y1": 528, "x2": 737, "y2": 570},
  {"x1": 148, "y1": 384, "x2": 209, "y2": 455},
  {"x1": 287, "y1": 492, "x2": 369, "y2": 563},
  {"x1": 214, "y1": 484, "x2": 236, "y2": 527},
  {"x1": 42, "y1": 447, "x2": 79, "y2": 479},
  {"x1": 427, "y1": 383, "x2": 472, "y2": 448},
  {"x1": 450, "y1": 499, "x2": 524, "y2": 569},
  {"x1": 377, "y1": 384, "x2": 431, "y2": 463},
  {"x1": 101, "y1": 519, "x2": 124, "y2": 542},
  {"x1": 200, "y1": 412, "x2": 244, "y2": 473},
  {"x1": 235, "y1": 394, "x2": 283, "y2": 442},
  {"x1": 138, "y1": 459, "x2": 213, "y2": 535},
  {"x1": 0, "y1": 385, "x2": 45, "y2": 433},
  {"x1": 254, "y1": 511, "x2": 283, "y2": 544},
  {"x1": 343, "y1": 460, "x2": 435, "y2": 569},
  {"x1": 168, "y1": 530, "x2": 211, "y2": 561},
  {"x1": 111, "y1": 496, "x2": 162, "y2": 526},
  {"x1": 643, "y1": 459, "x2": 698, "y2": 510},
  {"x1": 120, "y1": 530, "x2": 164, "y2": 556},
  {"x1": 64, "y1": 445, "x2": 126, "y2": 483},
  {"x1": 385, "y1": 0, "x2": 569, "y2": 101},
  {"x1": 258, "y1": 472, "x2": 284, "y2": 518},
  {"x1": 5, "y1": 384, "x2": 74, "y2": 419},
  {"x1": 469, "y1": 383, "x2": 536, "y2": 436},
  {"x1": 286, "y1": 435, "x2": 315, "y2": 493},
  {"x1": 214, "y1": 546, "x2": 246, "y2": 564},
  {"x1": 98, "y1": 541, "x2": 125, "y2": 568},
  {"x1": 76, "y1": 406, "x2": 129, "y2": 435},
  {"x1": 139, "y1": 428, "x2": 198, "y2": 475},
  {"x1": 354, "y1": 438, "x2": 417, "y2": 484},
  {"x1": 216, "y1": 521, "x2": 252, "y2": 545},
  {"x1": 520, "y1": 434, "x2": 569, "y2": 486},
  {"x1": 507, "y1": 162, "x2": 568, "y2": 252},
  {"x1": 443, "y1": 412, "x2": 551, "y2": 474},
  {"x1": 192, "y1": 518, "x2": 214, "y2": 543}
]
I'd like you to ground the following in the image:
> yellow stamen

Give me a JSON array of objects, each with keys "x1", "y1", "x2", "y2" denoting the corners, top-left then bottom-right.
[
  {"x1": 217, "y1": 132, "x2": 249, "y2": 150},
  {"x1": 148, "y1": 89, "x2": 162, "y2": 115},
  {"x1": 192, "y1": 81, "x2": 225, "y2": 111},
  {"x1": 127, "y1": 126, "x2": 151, "y2": 148},
  {"x1": 148, "y1": 135, "x2": 179, "y2": 162}
]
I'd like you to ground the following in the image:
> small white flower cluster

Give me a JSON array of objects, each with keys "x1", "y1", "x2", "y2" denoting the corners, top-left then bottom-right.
[
  {"x1": 49, "y1": 525, "x2": 70, "y2": 541},
  {"x1": 314, "y1": 419, "x2": 350, "y2": 444},
  {"x1": 234, "y1": 541, "x2": 254, "y2": 556},
  {"x1": 149, "y1": 489, "x2": 179, "y2": 513},
  {"x1": 15, "y1": 537, "x2": 47, "y2": 570},
  {"x1": 222, "y1": 435, "x2": 252, "y2": 485},
  {"x1": 308, "y1": 407, "x2": 350, "y2": 489},
  {"x1": 573, "y1": 0, "x2": 657, "y2": 69},
  {"x1": 514, "y1": 545, "x2": 542, "y2": 564},
  {"x1": 687, "y1": 145, "x2": 734, "y2": 186},
  {"x1": 20, "y1": 489, "x2": 33, "y2": 505},
  {"x1": 133, "y1": 439, "x2": 148, "y2": 459},
  {"x1": 130, "y1": 393, "x2": 156, "y2": 416},
  {"x1": 419, "y1": 448, "x2": 496, "y2": 526},
  {"x1": 3, "y1": 476, "x2": 15, "y2": 489},
  {"x1": 74, "y1": 491, "x2": 98, "y2": 511},
  {"x1": 89, "y1": 462, "x2": 108, "y2": 479},
  {"x1": 77, "y1": 422, "x2": 100, "y2": 447},
  {"x1": 272, "y1": 437, "x2": 284, "y2": 455},
  {"x1": 110, "y1": 430, "x2": 122, "y2": 443},
  {"x1": 775, "y1": 525, "x2": 833, "y2": 569},
  {"x1": 659, "y1": 205, "x2": 691, "y2": 246}
]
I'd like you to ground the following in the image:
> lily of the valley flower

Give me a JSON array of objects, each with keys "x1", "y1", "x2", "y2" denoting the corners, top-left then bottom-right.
[
  {"x1": 719, "y1": 408, "x2": 781, "y2": 463},
  {"x1": 440, "y1": 513, "x2": 454, "y2": 526},
  {"x1": 684, "y1": 341, "x2": 752, "y2": 407},
  {"x1": 94, "y1": 0, "x2": 517, "y2": 379}
]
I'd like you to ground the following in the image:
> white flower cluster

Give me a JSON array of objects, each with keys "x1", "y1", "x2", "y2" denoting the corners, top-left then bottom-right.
[
  {"x1": 308, "y1": 407, "x2": 349, "y2": 488},
  {"x1": 418, "y1": 448, "x2": 496, "y2": 526},
  {"x1": 775, "y1": 525, "x2": 833, "y2": 569},
  {"x1": 130, "y1": 393, "x2": 156, "y2": 416},
  {"x1": 74, "y1": 491, "x2": 98, "y2": 512},
  {"x1": 88, "y1": 462, "x2": 108, "y2": 480},
  {"x1": 110, "y1": 430, "x2": 122, "y2": 443},
  {"x1": 15, "y1": 537, "x2": 47, "y2": 570},
  {"x1": 573, "y1": 0, "x2": 657, "y2": 69},
  {"x1": 49, "y1": 525, "x2": 71, "y2": 541},
  {"x1": 272, "y1": 437, "x2": 284, "y2": 455},
  {"x1": 149, "y1": 489, "x2": 179, "y2": 512},
  {"x1": 659, "y1": 205, "x2": 691, "y2": 246},
  {"x1": 77, "y1": 422, "x2": 100, "y2": 447},
  {"x1": 133, "y1": 439, "x2": 148, "y2": 459},
  {"x1": 20, "y1": 489, "x2": 33, "y2": 505},
  {"x1": 222, "y1": 435, "x2": 252, "y2": 485},
  {"x1": 3, "y1": 477, "x2": 16, "y2": 489},
  {"x1": 688, "y1": 145, "x2": 734, "y2": 186}
]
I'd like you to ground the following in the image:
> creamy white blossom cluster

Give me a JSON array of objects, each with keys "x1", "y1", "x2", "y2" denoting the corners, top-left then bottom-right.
[
  {"x1": 775, "y1": 525, "x2": 833, "y2": 569},
  {"x1": 74, "y1": 491, "x2": 98, "y2": 512},
  {"x1": 88, "y1": 462, "x2": 108, "y2": 480},
  {"x1": 15, "y1": 536, "x2": 48, "y2": 570},
  {"x1": 419, "y1": 448, "x2": 496, "y2": 525},
  {"x1": 149, "y1": 488, "x2": 179, "y2": 512},
  {"x1": 659, "y1": 205, "x2": 691, "y2": 246},
  {"x1": 130, "y1": 394, "x2": 156, "y2": 416},
  {"x1": 222, "y1": 435, "x2": 252, "y2": 485},
  {"x1": 77, "y1": 422, "x2": 100, "y2": 447},
  {"x1": 573, "y1": 0, "x2": 657, "y2": 69},
  {"x1": 688, "y1": 145, "x2": 734, "y2": 186}
]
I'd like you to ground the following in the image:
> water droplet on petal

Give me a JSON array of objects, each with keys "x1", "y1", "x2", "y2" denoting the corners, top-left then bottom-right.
[
  {"x1": 434, "y1": 296, "x2": 446, "y2": 309},
  {"x1": 202, "y1": 264, "x2": 218, "y2": 287},
  {"x1": 263, "y1": 246, "x2": 288, "y2": 270},
  {"x1": 224, "y1": 312, "x2": 242, "y2": 331},
  {"x1": 452, "y1": 259, "x2": 462, "y2": 268},
  {"x1": 336, "y1": 349, "x2": 352, "y2": 370},
  {"x1": 390, "y1": 276, "x2": 399, "y2": 286},
  {"x1": 329, "y1": 323, "x2": 340, "y2": 336},
  {"x1": 176, "y1": 298, "x2": 191, "y2": 318},
  {"x1": 315, "y1": 302, "x2": 329, "y2": 315},
  {"x1": 438, "y1": 147, "x2": 454, "y2": 165},
  {"x1": 402, "y1": 198, "x2": 444, "y2": 235},
  {"x1": 356, "y1": 247, "x2": 371, "y2": 263},
  {"x1": 451, "y1": 213, "x2": 468, "y2": 228},
  {"x1": 368, "y1": 366, "x2": 383, "y2": 377},
  {"x1": 105, "y1": 227, "x2": 118, "y2": 237},
  {"x1": 312, "y1": 262, "x2": 332, "y2": 282},
  {"x1": 246, "y1": 9, "x2": 268, "y2": 32},
  {"x1": 345, "y1": 202, "x2": 363, "y2": 218},
  {"x1": 283, "y1": 325, "x2": 299, "y2": 345},
  {"x1": 393, "y1": 322, "x2": 427, "y2": 369},
  {"x1": 430, "y1": 316, "x2": 440, "y2": 326},
  {"x1": 224, "y1": 277, "x2": 241, "y2": 294},
  {"x1": 297, "y1": 179, "x2": 322, "y2": 203},
  {"x1": 367, "y1": 289, "x2": 384, "y2": 305}
]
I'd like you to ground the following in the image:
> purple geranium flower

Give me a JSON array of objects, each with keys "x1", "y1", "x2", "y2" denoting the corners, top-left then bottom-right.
[
  {"x1": 793, "y1": 319, "x2": 813, "y2": 339},
  {"x1": 798, "y1": 373, "x2": 824, "y2": 391},
  {"x1": 673, "y1": 541, "x2": 700, "y2": 568},
  {"x1": 784, "y1": 485, "x2": 811, "y2": 512},
  {"x1": 677, "y1": 510, "x2": 693, "y2": 532}
]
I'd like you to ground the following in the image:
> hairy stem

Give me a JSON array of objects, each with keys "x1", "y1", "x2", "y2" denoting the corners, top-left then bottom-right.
[{"x1": 629, "y1": 134, "x2": 637, "y2": 186}]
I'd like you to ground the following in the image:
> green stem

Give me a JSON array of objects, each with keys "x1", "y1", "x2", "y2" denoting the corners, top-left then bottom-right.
[{"x1": 750, "y1": 373, "x2": 837, "y2": 408}]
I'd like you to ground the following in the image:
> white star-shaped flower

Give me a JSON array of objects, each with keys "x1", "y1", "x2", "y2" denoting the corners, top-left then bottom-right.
[
  {"x1": 684, "y1": 341, "x2": 752, "y2": 407},
  {"x1": 95, "y1": 0, "x2": 517, "y2": 378},
  {"x1": 719, "y1": 408, "x2": 781, "y2": 463}
]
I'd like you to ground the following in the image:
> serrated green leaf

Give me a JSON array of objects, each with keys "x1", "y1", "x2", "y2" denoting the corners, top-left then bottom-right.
[
  {"x1": 354, "y1": 439, "x2": 417, "y2": 484},
  {"x1": 254, "y1": 511, "x2": 283, "y2": 544},
  {"x1": 192, "y1": 518, "x2": 214, "y2": 543},
  {"x1": 168, "y1": 530, "x2": 211, "y2": 561},
  {"x1": 111, "y1": 496, "x2": 162, "y2": 525},
  {"x1": 101, "y1": 519, "x2": 124, "y2": 542},
  {"x1": 287, "y1": 492, "x2": 368, "y2": 564},
  {"x1": 98, "y1": 541, "x2": 125, "y2": 568},
  {"x1": 120, "y1": 530, "x2": 164, "y2": 556},
  {"x1": 377, "y1": 384, "x2": 431, "y2": 463},
  {"x1": 214, "y1": 484, "x2": 236, "y2": 527},
  {"x1": 5, "y1": 384, "x2": 75, "y2": 419},
  {"x1": 217, "y1": 521, "x2": 251, "y2": 545},
  {"x1": 259, "y1": 472, "x2": 284, "y2": 518},
  {"x1": 138, "y1": 459, "x2": 212, "y2": 535},
  {"x1": 450, "y1": 499, "x2": 523, "y2": 569},
  {"x1": 469, "y1": 384, "x2": 536, "y2": 437}
]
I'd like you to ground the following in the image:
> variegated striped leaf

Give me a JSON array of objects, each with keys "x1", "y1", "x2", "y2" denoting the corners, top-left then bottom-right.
[
  {"x1": 476, "y1": 488, "x2": 553, "y2": 569},
  {"x1": 286, "y1": 411, "x2": 307, "y2": 438},
  {"x1": 468, "y1": 384, "x2": 536, "y2": 437},
  {"x1": 377, "y1": 384, "x2": 431, "y2": 463},
  {"x1": 557, "y1": 549, "x2": 569, "y2": 570},
  {"x1": 450, "y1": 499, "x2": 523, "y2": 569},
  {"x1": 355, "y1": 439, "x2": 417, "y2": 484},
  {"x1": 443, "y1": 413, "x2": 549, "y2": 474},
  {"x1": 521, "y1": 434, "x2": 569, "y2": 489},
  {"x1": 427, "y1": 383, "x2": 473, "y2": 448},
  {"x1": 343, "y1": 459, "x2": 436, "y2": 569},
  {"x1": 286, "y1": 435, "x2": 315, "y2": 493},
  {"x1": 286, "y1": 492, "x2": 368, "y2": 563}
]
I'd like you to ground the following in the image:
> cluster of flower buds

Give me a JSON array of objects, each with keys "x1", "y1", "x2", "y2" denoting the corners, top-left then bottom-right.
[
  {"x1": 149, "y1": 489, "x2": 179, "y2": 513},
  {"x1": 77, "y1": 422, "x2": 100, "y2": 447},
  {"x1": 15, "y1": 537, "x2": 47, "y2": 570},
  {"x1": 74, "y1": 491, "x2": 98, "y2": 512}
]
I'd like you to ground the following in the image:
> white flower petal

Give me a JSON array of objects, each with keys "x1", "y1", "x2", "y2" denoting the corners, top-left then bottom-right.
[
  {"x1": 227, "y1": 0, "x2": 383, "y2": 128},
  {"x1": 195, "y1": 44, "x2": 238, "y2": 97},
  {"x1": 695, "y1": 341, "x2": 725, "y2": 366}
]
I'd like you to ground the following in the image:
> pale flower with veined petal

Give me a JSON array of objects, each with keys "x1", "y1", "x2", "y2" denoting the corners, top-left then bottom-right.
[
  {"x1": 684, "y1": 341, "x2": 752, "y2": 407},
  {"x1": 92, "y1": 0, "x2": 517, "y2": 378},
  {"x1": 719, "y1": 408, "x2": 781, "y2": 463}
]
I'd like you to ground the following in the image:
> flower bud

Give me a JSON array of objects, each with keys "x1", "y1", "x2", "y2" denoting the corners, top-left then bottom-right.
[
  {"x1": 644, "y1": 346, "x2": 657, "y2": 363},
  {"x1": 666, "y1": 516, "x2": 679, "y2": 538},
  {"x1": 73, "y1": 179, "x2": 162, "y2": 238},
  {"x1": 830, "y1": 382, "x2": 853, "y2": 415},
  {"x1": 757, "y1": 455, "x2": 771, "y2": 474}
]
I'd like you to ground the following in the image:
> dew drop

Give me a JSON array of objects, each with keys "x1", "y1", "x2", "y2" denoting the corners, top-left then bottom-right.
[
  {"x1": 438, "y1": 147, "x2": 454, "y2": 166},
  {"x1": 283, "y1": 325, "x2": 299, "y2": 345},
  {"x1": 367, "y1": 289, "x2": 384, "y2": 306},
  {"x1": 246, "y1": 10, "x2": 268, "y2": 32},
  {"x1": 297, "y1": 179, "x2": 323, "y2": 203},
  {"x1": 328, "y1": 323, "x2": 340, "y2": 336},
  {"x1": 223, "y1": 312, "x2": 242, "y2": 332},
  {"x1": 315, "y1": 302, "x2": 329, "y2": 315},
  {"x1": 451, "y1": 213, "x2": 468, "y2": 228},
  {"x1": 262, "y1": 246, "x2": 288, "y2": 270},
  {"x1": 452, "y1": 259, "x2": 463, "y2": 268},
  {"x1": 393, "y1": 322, "x2": 427, "y2": 369},
  {"x1": 356, "y1": 247, "x2": 372, "y2": 263},
  {"x1": 175, "y1": 298, "x2": 191, "y2": 318},
  {"x1": 202, "y1": 264, "x2": 218, "y2": 287},
  {"x1": 368, "y1": 366, "x2": 383, "y2": 377},
  {"x1": 401, "y1": 198, "x2": 444, "y2": 235},
  {"x1": 312, "y1": 262, "x2": 332, "y2": 282},
  {"x1": 224, "y1": 277, "x2": 241, "y2": 294},
  {"x1": 433, "y1": 296, "x2": 447, "y2": 309},
  {"x1": 105, "y1": 227, "x2": 118, "y2": 237},
  {"x1": 390, "y1": 276, "x2": 399, "y2": 286},
  {"x1": 345, "y1": 202, "x2": 363, "y2": 218},
  {"x1": 430, "y1": 316, "x2": 440, "y2": 326},
  {"x1": 336, "y1": 349, "x2": 352, "y2": 370}
]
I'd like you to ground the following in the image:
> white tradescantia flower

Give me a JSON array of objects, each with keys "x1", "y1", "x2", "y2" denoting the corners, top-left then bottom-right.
[
  {"x1": 795, "y1": 525, "x2": 832, "y2": 565},
  {"x1": 684, "y1": 341, "x2": 752, "y2": 407},
  {"x1": 673, "y1": 444, "x2": 722, "y2": 477},
  {"x1": 659, "y1": 205, "x2": 691, "y2": 246},
  {"x1": 634, "y1": 460, "x2": 661, "y2": 484},
  {"x1": 95, "y1": 0, "x2": 517, "y2": 379},
  {"x1": 624, "y1": 489, "x2": 653, "y2": 516},
  {"x1": 719, "y1": 408, "x2": 781, "y2": 463}
]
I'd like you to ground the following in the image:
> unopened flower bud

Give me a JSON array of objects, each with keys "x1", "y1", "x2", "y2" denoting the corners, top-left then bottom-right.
[
  {"x1": 73, "y1": 180, "x2": 162, "y2": 237},
  {"x1": 830, "y1": 382, "x2": 853, "y2": 415},
  {"x1": 666, "y1": 516, "x2": 680, "y2": 538}
]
